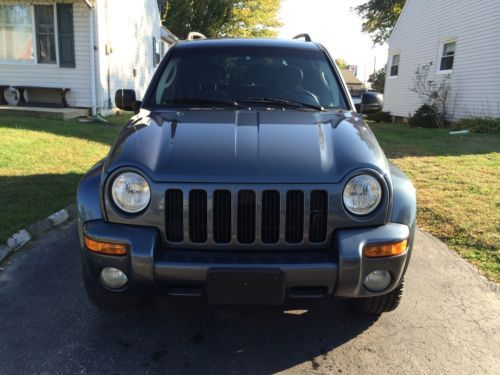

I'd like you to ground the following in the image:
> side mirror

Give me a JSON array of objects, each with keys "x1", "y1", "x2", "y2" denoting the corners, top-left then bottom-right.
[
  {"x1": 115, "y1": 89, "x2": 140, "y2": 113},
  {"x1": 360, "y1": 92, "x2": 383, "y2": 114}
]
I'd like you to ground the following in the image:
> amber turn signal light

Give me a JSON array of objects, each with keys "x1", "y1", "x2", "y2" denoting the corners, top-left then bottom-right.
[
  {"x1": 84, "y1": 235, "x2": 128, "y2": 256},
  {"x1": 364, "y1": 239, "x2": 408, "y2": 258}
]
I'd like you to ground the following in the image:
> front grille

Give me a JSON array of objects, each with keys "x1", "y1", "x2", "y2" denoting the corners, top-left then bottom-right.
[
  {"x1": 237, "y1": 190, "x2": 256, "y2": 244},
  {"x1": 309, "y1": 190, "x2": 328, "y2": 243},
  {"x1": 165, "y1": 188, "x2": 329, "y2": 246},
  {"x1": 261, "y1": 190, "x2": 280, "y2": 244},
  {"x1": 189, "y1": 190, "x2": 207, "y2": 243},
  {"x1": 285, "y1": 190, "x2": 304, "y2": 243},
  {"x1": 165, "y1": 189, "x2": 183, "y2": 242},
  {"x1": 213, "y1": 190, "x2": 231, "y2": 243}
]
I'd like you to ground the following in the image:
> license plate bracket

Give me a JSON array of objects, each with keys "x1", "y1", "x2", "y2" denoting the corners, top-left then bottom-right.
[{"x1": 207, "y1": 269, "x2": 284, "y2": 305}]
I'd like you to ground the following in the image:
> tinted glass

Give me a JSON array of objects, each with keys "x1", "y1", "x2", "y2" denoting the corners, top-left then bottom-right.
[{"x1": 150, "y1": 46, "x2": 347, "y2": 110}]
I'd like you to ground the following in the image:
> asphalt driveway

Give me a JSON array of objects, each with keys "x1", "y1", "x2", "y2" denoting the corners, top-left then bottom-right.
[{"x1": 0, "y1": 223, "x2": 498, "y2": 374}]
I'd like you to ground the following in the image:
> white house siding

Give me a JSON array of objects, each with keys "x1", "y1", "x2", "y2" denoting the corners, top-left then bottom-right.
[
  {"x1": 0, "y1": 0, "x2": 92, "y2": 108},
  {"x1": 95, "y1": 0, "x2": 163, "y2": 109},
  {"x1": 384, "y1": 0, "x2": 500, "y2": 121}
]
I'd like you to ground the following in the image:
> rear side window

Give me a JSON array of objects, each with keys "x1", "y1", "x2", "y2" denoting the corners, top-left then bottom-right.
[{"x1": 149, "y1": 46, "x2": 348, "y2": 110}]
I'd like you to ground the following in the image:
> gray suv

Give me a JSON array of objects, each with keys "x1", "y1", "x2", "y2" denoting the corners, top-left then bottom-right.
[{"x1": 77, "y1": 37, "x2": 416, "y2": 314}]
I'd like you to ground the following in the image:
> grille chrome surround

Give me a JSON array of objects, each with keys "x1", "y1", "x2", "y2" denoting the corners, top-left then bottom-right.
[{"x1": 165, "y1": 187, "x2": 330, "y2": 249}]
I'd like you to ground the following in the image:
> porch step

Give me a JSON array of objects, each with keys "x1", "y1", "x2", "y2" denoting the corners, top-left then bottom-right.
[{"x1": 0, "y1": 105, "x2": 89, "y2": 120}]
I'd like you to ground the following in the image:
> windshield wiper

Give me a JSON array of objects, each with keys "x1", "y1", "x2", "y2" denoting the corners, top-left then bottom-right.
[
  {"x1": 237, "y1": 97, "x2": 325, "y2": 111},
  {"x1": 165, "y1": 97, "x2": 244, "y2": 109}
]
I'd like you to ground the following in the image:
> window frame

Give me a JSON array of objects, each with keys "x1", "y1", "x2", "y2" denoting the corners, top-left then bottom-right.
[
  {"x1": 0, "y1": 3, "x2": 74, "y2": 67},
  {"x1": 437, "y1": 38, "x2": 456, "y2": 74},
  {"x1": 388, "y1": 52, "x2": 400, "y2": 78}
]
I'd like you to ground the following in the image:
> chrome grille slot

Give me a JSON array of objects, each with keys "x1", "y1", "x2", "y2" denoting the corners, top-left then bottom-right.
[
  {"x1": 189, "y1": 190, "x2": 207, "y2": 243},
  {"x1": 213, "y1": 190, "x2": 231, "y2": 244},
  {"x1": 165, "y1": 189, "x2": 183, "y2": 242},
  {"x1": 309, "y1": 190, "x2": 328, "y2": 243},
  {"x1": 285, "y1": 190, "x2": 304, "y2": 243},
  {"x1": 237, "y1": 190, "x2": 256, "y2": 244},
  {"x1": 261, "y1": 190, "x2": 280, "y2": 244}
]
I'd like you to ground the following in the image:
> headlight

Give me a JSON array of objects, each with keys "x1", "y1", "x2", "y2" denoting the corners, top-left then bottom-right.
[
  {"x1": 111, "y1": 172, "x2": 151, "y2": 213},
  {"x1": 343, "y1": 174, "x2": 382, "y2": 215}
]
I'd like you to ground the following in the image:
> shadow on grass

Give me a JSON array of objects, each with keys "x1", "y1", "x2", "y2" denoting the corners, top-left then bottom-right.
[
  {"x1": 0, "y1": 114, "x2": 127, "y2": 147},
  {"x1": 369, "y1": 122, "x2": 500, "y2": 158},
  {"x1": 0, "y1": 173, "x2": 83, "y2": 242}
]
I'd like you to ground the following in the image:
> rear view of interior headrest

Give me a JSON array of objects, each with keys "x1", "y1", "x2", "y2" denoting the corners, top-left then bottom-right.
[{"x1": 278, "y1": 65, "x2": 304, "y2": 90}]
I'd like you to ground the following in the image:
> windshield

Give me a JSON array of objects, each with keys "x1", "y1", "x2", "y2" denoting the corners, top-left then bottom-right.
[{"x1": 148, "y1": 45, "x2": 348, "y2": 110}]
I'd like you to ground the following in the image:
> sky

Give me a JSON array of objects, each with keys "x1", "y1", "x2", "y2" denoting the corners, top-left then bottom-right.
[{"x1": 279, "y1": 0, "x2": 389, "y2": 84}]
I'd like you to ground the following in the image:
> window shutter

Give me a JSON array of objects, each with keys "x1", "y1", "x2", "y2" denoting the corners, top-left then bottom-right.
[{"x1": 57, "y1": 3, "x2": 75, "y2": 68}]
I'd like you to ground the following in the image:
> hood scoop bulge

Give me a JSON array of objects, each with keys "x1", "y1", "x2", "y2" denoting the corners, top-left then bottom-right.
[{"x1": 234, "y1": 110, "x2": 260, "y2": 158}]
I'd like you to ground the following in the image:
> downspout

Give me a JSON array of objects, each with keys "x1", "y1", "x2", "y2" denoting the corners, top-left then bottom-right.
[{"x1": 85, "y1": 0, "x2": 97, "y2": 116}]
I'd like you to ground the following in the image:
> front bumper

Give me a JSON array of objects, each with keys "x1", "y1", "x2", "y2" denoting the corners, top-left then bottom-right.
[{"x1": 80, "y1": 220, "x2": 411, "y2": 301}]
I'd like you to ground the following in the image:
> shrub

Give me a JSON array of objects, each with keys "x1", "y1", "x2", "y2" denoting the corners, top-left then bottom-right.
[
  {"x1": 452, "y1": 117, "x2": 500, "y2": 134},
  {"x1": 408, "y1": 104, "x2": 440, "y2": 128},
  {"x1": 367, "y1": 111, "x2": 392, "y2": 123}
]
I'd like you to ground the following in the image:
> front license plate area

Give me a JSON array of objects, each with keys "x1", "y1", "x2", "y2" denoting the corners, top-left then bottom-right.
[{"x1": 207, "y1": 269, "x2": 284, "y2": 305}]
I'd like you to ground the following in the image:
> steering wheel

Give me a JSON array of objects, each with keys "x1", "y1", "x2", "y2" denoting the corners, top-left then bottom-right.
[{"x1": 282, "y1": 89, "x2": 321, "y2": 106}]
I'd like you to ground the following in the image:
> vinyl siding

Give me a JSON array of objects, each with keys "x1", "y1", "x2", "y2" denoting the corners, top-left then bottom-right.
[
  {"x1": 95, "y1": 0, "x2": 164, "y2": 109},
  {"x1": 0, "y1": 0, "x2": 92, "y2": 108},
  {"x1": 384, "y1": 0, "x2": 500, "y2": 120}
]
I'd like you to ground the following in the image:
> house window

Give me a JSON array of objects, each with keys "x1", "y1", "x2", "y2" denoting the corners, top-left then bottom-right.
[
  {"x1": 153, "y1": 37, "x2": 161, "y2": 66},
  {"x1": 0, "y1": 4, "x2": 74, "y2": 67},
  {"x1": 390, "y1": 53, "x2": 400, "y2": 76},
  {"x1": 440, "y1": 41, "x2": 456, "y2": 71},
  {"x1": 0, "y1": 5, "x2": 34, "y2": 62},
  {"x1": 35, "y1": 5, "x2": 56, "y2": 64}
]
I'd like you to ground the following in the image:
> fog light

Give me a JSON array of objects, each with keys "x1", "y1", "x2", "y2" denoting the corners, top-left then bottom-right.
[
  {"x1": 100, "y1": 267, "x2": 128, "y2": 289},
  {"x1": 363, "y1": 270, "x2": 392, "y2": 292}
]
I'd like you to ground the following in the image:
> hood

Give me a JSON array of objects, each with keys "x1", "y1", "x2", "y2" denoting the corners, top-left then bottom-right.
[{"x1": 104, "y1": 110, "x2": 389, "y2": 183}]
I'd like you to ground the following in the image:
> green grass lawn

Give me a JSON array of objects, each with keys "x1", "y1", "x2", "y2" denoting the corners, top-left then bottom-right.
[
  {"x1": 0, "y1": 115, "x2": 498, "y2": 281},
  {"x1": 370, "y1": 122, "x2": 499, "y2": 282},
  {"x1": 0, "y1": 114, "x2": 125, "y2": 242}
]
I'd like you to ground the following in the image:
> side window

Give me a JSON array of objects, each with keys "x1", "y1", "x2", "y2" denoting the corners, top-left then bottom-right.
[
  {"x1": 440, "y1": 41, "x2": 456, "y2": 71},
  {"x1": 390, "y1": 53, "x2": 400, "y2": 76},
  {"x1": 34, "y1": 5, "x2": 56, "y2": 64},
  {"x1": 153, "y1": 37, "x2": 161, "y2": 66}
]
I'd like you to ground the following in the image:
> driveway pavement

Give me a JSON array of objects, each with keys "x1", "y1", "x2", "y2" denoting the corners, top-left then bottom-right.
[{"x1": 0, "y1": 223, "x2": 498, "y2": 374}]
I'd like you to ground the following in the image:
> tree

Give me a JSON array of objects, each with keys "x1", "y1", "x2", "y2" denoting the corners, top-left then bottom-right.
[
  {"x1": 222, "y1": 0, "x2": 282, "y2": 38},
  {"x1": 161, "y1": 0, "x2": 233, "y2": 39},
  {"x1": 354, "y1": 0, "x2": 406, "y2": 45},
  {"x1": 410, "y1": 63, "x2": 451, "y2": 128},
  {"x1": 368, "y1": 67, "x2": 385, "y2": 93},
  {"x1": 335, "y1": 58, "x2": 349, "y2": 70},
  {"x1": 161, "y1": 0, "x2": 281, "y2": 39}
]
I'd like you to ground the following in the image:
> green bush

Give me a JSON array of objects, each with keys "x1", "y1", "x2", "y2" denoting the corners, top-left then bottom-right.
[
  {"x1": 452, "y1": 117, "x2": 500, "y2": 134},
  {"x1": 408, "y1": 104, "x2": 440, "y2": 128},
  {"x1": 367, "y1": 111, "x2": 392, "y2": 123}
]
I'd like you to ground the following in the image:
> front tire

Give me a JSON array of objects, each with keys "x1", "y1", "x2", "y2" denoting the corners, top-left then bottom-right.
[
  {"x1": 350, "y1": 280, "x2": 404, "y2": 314},
  {"x1": 82, "y1": 263, "x2": 141, "y2": 312}
]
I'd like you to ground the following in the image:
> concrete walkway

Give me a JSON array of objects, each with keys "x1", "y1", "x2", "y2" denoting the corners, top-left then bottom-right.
[{"x1": 0, "y1": 223, "x2": 498, "y2": 374}]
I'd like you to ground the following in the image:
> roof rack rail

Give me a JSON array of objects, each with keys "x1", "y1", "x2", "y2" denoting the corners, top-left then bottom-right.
[
  {"x1": 293, "y1": 33, "x2": 311, "y2": 42},
  {"x1": 187, "y1": 31, "x2": 207, "y2": 40}
]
